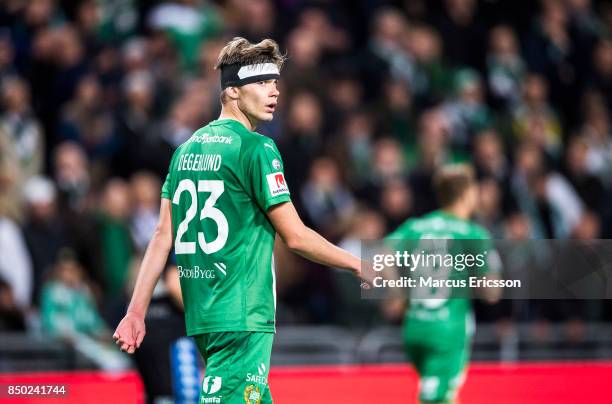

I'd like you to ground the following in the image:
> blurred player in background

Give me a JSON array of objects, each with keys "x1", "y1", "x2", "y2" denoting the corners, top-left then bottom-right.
[
  {"x1": 386, "y1": 165, "x2": 502, "y2": 404},
  {"x1": 113, "y1": 37, "x2": 363, "y2": 403}
]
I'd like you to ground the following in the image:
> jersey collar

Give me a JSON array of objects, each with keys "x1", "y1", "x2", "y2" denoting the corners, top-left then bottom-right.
[{"x1": 210, "y1": 118, "x2": 251, "y2": 132}]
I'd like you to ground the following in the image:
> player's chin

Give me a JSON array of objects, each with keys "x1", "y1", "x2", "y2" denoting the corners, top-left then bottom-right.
[{"x1": 259, "y1": 111, "x2": 274, "y2": 121}]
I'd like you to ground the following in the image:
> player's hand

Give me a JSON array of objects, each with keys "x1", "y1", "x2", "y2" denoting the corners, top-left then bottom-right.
[
  {"x1": 356, "y1": 260, "x2": 374, "y2": 290},
  {"x1": 113, "y1": 312, "x2": 146, "y2": 354}
]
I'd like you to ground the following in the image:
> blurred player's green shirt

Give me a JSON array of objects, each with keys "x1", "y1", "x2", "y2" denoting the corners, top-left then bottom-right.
[
  {"x1": 387, "y1": 210, "x2": 498, "y2": 341},
  {"x1": 161, "y1": 119, "x2": 291, "y2": 336}
]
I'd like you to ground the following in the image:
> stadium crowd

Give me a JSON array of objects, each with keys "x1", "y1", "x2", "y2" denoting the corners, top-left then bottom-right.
[{"x1": 1, "y1": 0, "x2": 612, "y2": 353}]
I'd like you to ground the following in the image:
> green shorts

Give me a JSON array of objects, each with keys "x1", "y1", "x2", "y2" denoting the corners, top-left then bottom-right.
[
  {"x1": 403, "y1": 324, "x2": 470, "y2": 403},
  {"x1": 194, "y1": 332, "x2": 274, "y2": 404}
]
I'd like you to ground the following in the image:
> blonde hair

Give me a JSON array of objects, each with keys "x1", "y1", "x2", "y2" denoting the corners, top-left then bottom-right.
[
  {"x1": 433, "y1": 164, "x2": 476, "y2": 207},
  {"x1": 214, "y1": 37, "x2": 286, "y2": 71}
]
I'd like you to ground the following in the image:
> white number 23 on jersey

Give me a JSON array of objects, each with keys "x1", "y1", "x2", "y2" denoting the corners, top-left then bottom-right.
[{"x1": 172, "y1": 179, "x2": 228, "y2": 255}]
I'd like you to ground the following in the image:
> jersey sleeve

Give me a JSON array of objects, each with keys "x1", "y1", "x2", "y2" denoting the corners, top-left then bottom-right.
[
  {"x1": 161, "y1": 146, "x2": 182, "y2": 200},
  {"x1": 246, "y1": 138, "x2": 292, "y2": 211},
  {"x1": 161, "y1": 173, "x2": 171, "y2": 200}
]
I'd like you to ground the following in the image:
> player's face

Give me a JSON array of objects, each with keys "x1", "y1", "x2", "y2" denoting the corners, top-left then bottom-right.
[
  {"x1": 237, "y1": 79, "x2": 279, "y2": 122},
  {"x1": 466, "y1": 184, "x2": 479, "y2": 215}
]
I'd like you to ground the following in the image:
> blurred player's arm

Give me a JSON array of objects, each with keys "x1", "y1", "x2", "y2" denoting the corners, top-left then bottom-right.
[
  {"x1": 476, "y1": 247, "x2": 503, "y2": 304},
  {"x1": 114, "y1": 198, "x2": 173, "y2": 353},
  {"x1": 477, "y1": 273, "x2": 502, "y2": 304},
  {"x1": 268, "y1": 201, "x2": 361, "y2": 277}
]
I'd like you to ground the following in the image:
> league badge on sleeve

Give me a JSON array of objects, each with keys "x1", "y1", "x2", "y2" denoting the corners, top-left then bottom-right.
[{"x1": 266, "y1": 172, "x2": 289, "y2": 196}]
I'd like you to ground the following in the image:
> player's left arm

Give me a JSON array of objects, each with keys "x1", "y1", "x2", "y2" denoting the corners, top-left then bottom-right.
[{"x1": 268, "y1": 201, "x2": 362, "y2": 277}]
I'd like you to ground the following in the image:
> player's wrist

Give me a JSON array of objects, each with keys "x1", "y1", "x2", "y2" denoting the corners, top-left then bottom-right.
[
  {"x1": 126, "y1": 309, "x2": 146, "y2": 320},
  {"x1": 351, "y1": 259, "x2": 362, "y2": 277}
]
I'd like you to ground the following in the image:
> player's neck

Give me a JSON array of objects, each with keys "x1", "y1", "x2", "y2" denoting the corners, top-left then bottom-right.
[
  {"x1": 219, "y1": 105, "x2": 258, "y2": 131},
  {"x1": 442, "y1": 204, "x2": 471, "y2": 221}
]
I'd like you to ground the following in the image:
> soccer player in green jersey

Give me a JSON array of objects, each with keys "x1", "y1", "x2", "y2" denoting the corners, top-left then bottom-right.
[
  {"x1": 113, "y1": 37, "x2": 363, "y2": 403},
  {"x1": 386, "y1": 165, "x2": 501, "y2": 404}
]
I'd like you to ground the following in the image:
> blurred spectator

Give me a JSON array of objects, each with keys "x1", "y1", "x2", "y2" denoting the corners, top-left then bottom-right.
[
  {"x1": 58, "y1": 74, "x2": 118, "y2": 162},
  {"x1": 52, "y1": 26, "x2": 89, "y2": 108},
  {"x1": 432, "y1": 0, "x2": 485, "y2": 69},
  {"x1": 486, "y1": 25, "x2": 526, "y2": 110},
  {"x1": 234, "y1": 0, "x2": 277, "y2": 40},
  {"x1": 22, "y1": 176, "x2": 67, "y2": 306},
  {"x1": 73, "y1": 0, "x2": 102, "y2": 58},
  {"x1": 0, "y1": 278, "x2": 26, "y2": 331},
  {"x1": 511, "y1": 142, "x2": 584, "y2": 238},
  {"x1": 338, "y1": 208, "x2": 386, "y2": 256},
  {"x1": 580, "y1": 94, "x2": 612, "y2": 188},
  {"x1": 0, "y1": 215, "x2": 32, "y2": 309},
  {"x1": 278, "y1": 91, "x2": 324, "y2": 190},
  {"x1": 473, "y1": 131, "x2": 508, "y2": 179},
  {"x1": 121, "y1": 37, "x2": 149, "y2": 75},
  {"x1": 572, "y1": 210, "x2": 601, "y2": 239},
  {"x1": 113, "y1": 70, "x2": 162, "y2": 176},
  {"x1": 53, "y1": 141, "x2": 91, "y2": 212},
  {"x1": 323, "y1": 73, "x2": 363, "y2": 133},
  {"x1": 96, "y1": 0, "x2": 138, "y2": 44},
  {"x1": 0, "y1": 135, "x2": 22, "y2": 222},
  {"x1": 0, "y1": 75, "x2": 44, "y2": 181},
  {"x1": 524, "y1": 0, "x2": 578, "y2": 121},
  {"x1": 360, "y1": 7, "x2": 413, "y2": 100},
  {"x1": 473, "y1": 130, "x2": 516, "y2": 213},
  {"x1": 297, "y1": 7, "x2": 350, "y2": 57},
  {"x1": 129, "y1": 172, "x2": 160, "y2": 254},
  {"x1": 97, "y1": 179, "x2": 133, "y2": 303},
  {"x1": 335, "y1": 208, "x2": 386, "y2": 327},
  {"x1": 442, "y1": 68, "x2": 492, "y2": 150},
  {"x1": 511, "y1": 73, "x2": 562, "y2": 158},
  {"x1": 504, "y1": 212, "x2": 532, "y2": 240},
  {"x1": 374, "y1": 79, "x2": 416, "y2": 144},
  {"x1": 405, "y1": 24, "x2": 452, "y2": 102},
  {"x1": 475, "y1": 178, "x2": 506, "y2": 237},
  {"x1": 379, "y1": 179, "x2": 413, "y2": 232},
  {"x1": 330, "y1": 110, "x2": 375, "y2": 188},
  {"x1": 196, "y1": 37, "x2": 224, "y2": 87},
  {"x1": 0, "y1": 75, "x2": 44, "y2": 222},
  {"x1": 567, "y1": 0, "x2": 604, "y2": 81},
  {"x1": 52, "y1": 141, "x2": 105, "y2": 289},
  {"x1": 357, "y1": 137, "x2": 407, "y2": 207},
  {"x1": 147, "y1": 0, "x2": 222, "y2": 72},
  {"x1": 282, "y1": 27, "x2": 324, "y2": 98},
  {"x1": 0, "y1": 33, "x2": 17, "y2": 86},
  {"x1": 563, "y1": 136, "x2": 606, "y2": 217},
  {"x1": 10, "y1": 0, "x2": 60, "y2": 72},
  {"x1": 407, "y1": 110, "x2": 458, "y2": 215},
  {"x1": 589, "y1": 38, "x2": 612, "y2": 112},
  {"x1": 300, "y1": 157, "x2": 355, "y2": 238},
  {"x1": 40, "y1": 251, "x2": 130, "y2": 370}
]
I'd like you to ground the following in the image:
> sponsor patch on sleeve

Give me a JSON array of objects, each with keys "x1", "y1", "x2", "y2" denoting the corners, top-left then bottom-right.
[{"x1": 266, "y1": 172, "x2": 289, "y2": 196}]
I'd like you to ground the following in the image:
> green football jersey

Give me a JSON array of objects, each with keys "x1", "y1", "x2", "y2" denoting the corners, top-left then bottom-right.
[
  {"x1": 161, "y1": 119, "x2": 291, "y2": 336},
  {"x1": 387, "y1": 210, "x2": 499, "y2": 337}
]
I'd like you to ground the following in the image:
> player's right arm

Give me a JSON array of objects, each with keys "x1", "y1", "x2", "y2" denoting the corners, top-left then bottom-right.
[
  {"x1": 113, "y1": 198, "x2": 173, "y2": 353},
  {"x1": 471, "y1": 227, "x2": 503, "y2": 304},
  {"x1": 268, "y1": 201, "x2": 362, "y2": 277}
]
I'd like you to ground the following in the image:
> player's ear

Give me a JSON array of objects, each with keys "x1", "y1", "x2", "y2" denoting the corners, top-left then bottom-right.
[{"x1": 225, "y1": 86, "x2": 240, "y2": 100}]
